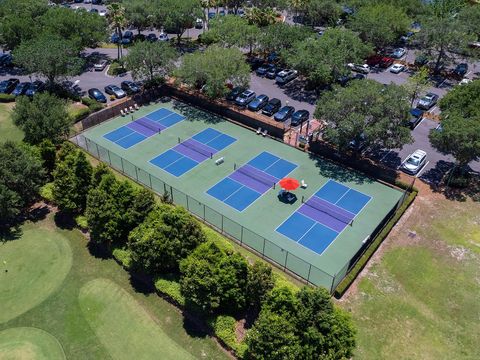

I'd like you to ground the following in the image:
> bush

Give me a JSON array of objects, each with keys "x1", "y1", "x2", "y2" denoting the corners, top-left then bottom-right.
[
  {"x1": 75, "y1": 215, "x2": 88, "y2": 230},
  {"x1": 81, "y1": 97, "x2": 104, "y2": 112},
  {"x1": 334, "y1": 189, "x2": 417, "y2": 298},
  {"x1": 0, "y1": 94, "x2": 15, "y2": 102},
  {"x1": 209, "y1": 315, "x2": 247, "y2": 358},
  {"x1": 39, "y1": 182, "x2": 55, "y2": 202},
  {"x1": 69, "y1": 107, "x2": 91, "y2": 122},
  {"x1": 107, "y1": 61, "x2": 127, "y2": 76},
  {"x1": 113, "y1": 247, "x2": 133, "y2": 269},
  {"x1": 154, "y1": 274, "x2": 185, "y2": 306}
]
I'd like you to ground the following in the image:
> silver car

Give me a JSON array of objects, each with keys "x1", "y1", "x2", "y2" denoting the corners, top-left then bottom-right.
[
  {"x1": 104, "y1": 84, "x2": 126, "y2": 99},
  {"x1": 402, "y1": 150, "x2": 427, "y2": 175},
  {"x1": 235, "y1": 90, "x2": 256, "y2": 106}
]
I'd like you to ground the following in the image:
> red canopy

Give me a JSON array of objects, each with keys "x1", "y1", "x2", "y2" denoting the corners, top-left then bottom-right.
[{"x1": 279, "y1": 178, "x2": 300, "y2": 191}]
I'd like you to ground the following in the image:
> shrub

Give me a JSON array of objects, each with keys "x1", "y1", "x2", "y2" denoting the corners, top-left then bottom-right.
[
  {"x1": 209, "y1": 315, "x2": 247, "y2": 358},
  {"x1": 113, "y1": 247, "x2": 133, "y2": 269},
  {"x1": 69, "y1": 107, "x2": 91, "y2": 122},
  {"x1": 81, "y1": 97, "x2": 104, "y2": 112},
  {"x1": 107, "y1": 61, "x2": 127, "y2": 76},
  {"x1": 0, "y1": 94, "x2": 15, "y2": 102},
  {"x1": 154, "y1": 274, "x2": 185, "y2": 306},
  {"x1": 39, "y1": 182, "x2": 55, "y2": 202},
  {"x1": 75, "y1": 215, "x2": 88, "y2": 230}
]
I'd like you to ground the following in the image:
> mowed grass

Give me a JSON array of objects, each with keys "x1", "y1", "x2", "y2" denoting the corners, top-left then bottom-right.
[
  {"x1": 344, "y1": 194, "x2": 480, "y2": 360},
  {"x1": 0, "y1": 103, "x2": 23, "y2": 143},
  {"x1": 0, "y1": 327, "x2": 66, "y2": 360},
  {"x1": 79, "y1": 278, "x2": 195, "y2": 360},
  {"x1": 0, "y1": 213, "x2": 229, "y2": 360}
]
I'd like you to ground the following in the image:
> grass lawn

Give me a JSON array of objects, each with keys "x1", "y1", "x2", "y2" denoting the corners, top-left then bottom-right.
[
  {"x1": 0, "y1": 212, "x2": 229, "y2": 360},
  {"x1": 343, "y1": 192, "x2": 480, "y2": 360},
  {"x1": 0, "y1": 103, "x2": 23, "y2": 143}
]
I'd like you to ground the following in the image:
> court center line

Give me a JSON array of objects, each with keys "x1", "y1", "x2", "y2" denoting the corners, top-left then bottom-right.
[
  {"x1": 295, "y1": 222, "x2": 319, "y2": 244},
  {"x1": 222, "y1": 179, "x2": 261, "y2": 204},
  {"x1": 293, "y1": 208, "x2": 342, "y2": 234}
]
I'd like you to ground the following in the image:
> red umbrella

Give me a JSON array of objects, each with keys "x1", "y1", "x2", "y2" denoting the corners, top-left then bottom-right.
[{"x1": 279, "y1": 178, "x2": 300, "y2": 191}]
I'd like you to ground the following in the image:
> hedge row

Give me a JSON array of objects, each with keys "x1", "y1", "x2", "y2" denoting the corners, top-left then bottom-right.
[
  {"x1": 154, "y1": 274, "x2": 185, "y2": 307},
  {"x1": 0, "y1": 93, "x2": 15, "y2": 102},
  {"x1": 333, "y1": 189, "x2": 417, "y2": 298}
]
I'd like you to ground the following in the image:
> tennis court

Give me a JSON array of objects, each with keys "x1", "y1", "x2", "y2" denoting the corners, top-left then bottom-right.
[
  {"x1": 277, "y1": 180, "x2": 371, "y2": 255},
  {"x1": 150, "y1": 128, "x2": 237, "y2": 177},
  {"x1": 103, "y1": 108, "x2": 185, "y2": 149},
  {"x1": 206, "y1": 151, "x2": 297, "y2": 211},
  {"x1": 76, "y1": 99, "x2": 404, "y2": 289}
]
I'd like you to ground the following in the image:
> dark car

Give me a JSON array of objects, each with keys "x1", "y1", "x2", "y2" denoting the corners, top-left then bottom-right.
[
  {"x1": 417, "y1": 92, "x2": 439, "y2": 110},
  {"x1": 274, "y1": 106, "x2": 295, "y2": 122},
  {"x1": 121, "y1": 81, "x2": 140, "y2": 94},
  {"x1": 88, "y1": 88, "x2": 107, "y2": 103},
  {"x1": 226, "y1": 86, "x2": 245, "y2": 101},
  {"x1": 146, "y1": 33, "x2": 158, "y2": 42},
  {"x1": 266, "y1": 66, "x2": 283, "y2": 79},
  {"x1": 25, "y1": 81, "x2": 45, "y2": 97},
  {"x1": 92, "y1": 0, "x2": 102, "y2": 4},
  {"x1": 0, "y1": 53, "x2": 13, "y2": 67},
  {"x1": 90, "y1": 8, "x2": 99, "y2": 14},
  {"x1": 248, "y1": 94, "x2": 269, "y2": 111},
  {"x1": 0, "y1": 78, "x2": 19, "y2": 94},
  {"x1": 133, "y1": 33, "x2": 146, "y2": 42},
  {"x1": 122, "y1": 31, "x2": 134, "y2": 45},
  {"x1": 291, "y1": 110, "x2": 310, "y2": 126},
  {"x1": 454, "y1": 63, "x2": 468, "y2": 77},
  {"x1": 256, "y1": 63, "x2": 275, "y2": 77},
  {"x1": 414, "y1": 54, "x2": 429, "y2": 67},
  {"x1": 246, "y1": 56, "x2": 264, "y2": 71},
  {"x1": 110, "y1": 33, "x2": 120, "y2": 43},
  {"x1": 11, "y1": 82, "x2": 30, "y2": 96},
  {"x1": 408, "y1": 108, "x2": 424, "y2": 129},
  {"x1": 262, "y1": 98, "x2": 281, "y2": 116}
]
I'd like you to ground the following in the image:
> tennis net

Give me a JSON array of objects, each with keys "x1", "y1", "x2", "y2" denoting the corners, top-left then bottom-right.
[
  {"x1": 303, "y1": 196, "x2": 354, "y2": 225},
  {"x1": 237, "y1": 166, "x2": 275, "y2": 188},
  {"x1": 136, "y1": 118, "x2": 162, "y2": 133},
  {"x1": 182, "y1": 140, "x2": 213, "y2": 158}
]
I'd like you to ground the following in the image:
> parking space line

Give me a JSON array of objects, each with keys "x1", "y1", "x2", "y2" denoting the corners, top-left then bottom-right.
[{"x1": 416, "y1": 161, "x2": 429, "y2": 177}]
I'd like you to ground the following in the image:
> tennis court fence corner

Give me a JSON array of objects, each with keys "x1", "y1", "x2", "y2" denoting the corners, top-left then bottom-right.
[{"x1": 71, "y1": 134, "x2": 411, "y2": 294}]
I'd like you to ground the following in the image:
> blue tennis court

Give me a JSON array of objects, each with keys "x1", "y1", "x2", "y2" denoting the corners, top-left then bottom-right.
[
  {"x1": 276, "y1": 180, "x2": 371, "y2": 255},
  {"x1": 150, "y1": 128, "x2": 236, "y2": 177},
  {"x1": 207, "y1": 151, "x2": 297, "y2": 212},
  {"x1": 103, "y1": 107, "x2": 185, "y2": 149}
]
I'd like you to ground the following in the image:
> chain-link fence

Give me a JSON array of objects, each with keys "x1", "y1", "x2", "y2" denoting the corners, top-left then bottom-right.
[{"x1": 72, "y1": 134, "x2": 409, "y2": 293}]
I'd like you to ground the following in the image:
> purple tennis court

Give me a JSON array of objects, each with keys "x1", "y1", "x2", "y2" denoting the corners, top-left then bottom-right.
[
  {"x1": 103, "y1": 107, "x2": 185, "y2": 149},
  {"x1": 150, "y1": 128, "x2": 237, "y2": 177},
  {"x1": 276, "y1": 179, "x2": 371, "y2": 255},
  {"x1": 207, "y1": 151, "x2": 297, "y2": 211}
]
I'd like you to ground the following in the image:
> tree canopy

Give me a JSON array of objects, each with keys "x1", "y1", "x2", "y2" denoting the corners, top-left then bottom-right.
[
  {"x1": 12, "y1": 93, "x2": 71, "y2": 145},
  {"x1": 315, "y1": 79, "x2": 413, "y2": 153},
  {"x1": 258, "y1": 22, "x2": 314, "y2": 55},
  {"x1": 153, "y1": 0, "x2": 202, "y2": 43}
]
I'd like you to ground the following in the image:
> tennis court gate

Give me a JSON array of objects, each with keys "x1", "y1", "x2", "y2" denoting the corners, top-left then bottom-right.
[{"x1": 72, "y1": 134, "x2": 408, "y2": 293}]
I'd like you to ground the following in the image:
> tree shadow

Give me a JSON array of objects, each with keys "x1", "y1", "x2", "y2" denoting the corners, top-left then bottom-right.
[
  {"x1": 53, "y1": 211, "x2": 76, "y2": 230},
  {"x1": 87, "y1": 241, "x2": 111, "y2": 260},
  {"x1": 420, "y1": 160, "x2": 454, "y2": 186},
  {"x1": 0, "y1": 226, "x2": 22, "y2": 243},
  {"x1": 182, "y1": 315, "x2": 210, "y2": 339},
  {"x1": 427, "y1": 164, "x2": 480, "y2": 202},
  {"x1": 129, "y1": 273, "x2": 155, "y2": 295},
  {"x1": 282, "y1": 79, "x2": 318, "y2": 105},
  {"x1": 172, "y1": 100, "x2": 223, "y2": 124}
]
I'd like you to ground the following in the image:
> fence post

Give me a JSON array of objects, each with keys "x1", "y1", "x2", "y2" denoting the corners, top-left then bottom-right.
[
  {"x1": 284, "y1": 251, "x2": 289, "y2": 271},
  {"x1": 148, "y1": 173, "x2": 152, "y2": 189},
  {"x1": 95, "y1": 143, "x2": 100, "y2": 158},
  {"x1": 85, "y1": 138, "x2": 90, "y2": 152},
  {"x1": 307, "y1": 264, "x2": 312, "y2": 286},
  {"x1": 262, "y1": 239, "x2": 266, "y2": 259},
  {"x1": 203, "y1": 204, "x2": 206, "y2": 220},
  {"x1": 186, "y1": 195, "x2": 189, "y2": 210},
  {"x1": 134, "y1": 166, "x2": 139, "y2": 181},
  {"x1": 120, "y1": 158, "x2": 125, "y2": 173},
  {"x1": 107, "y1": 150, "x2": 112, "y2": 165},
  {"x1": 330, "y1": 273, "x2": 336, "y2": 294}
]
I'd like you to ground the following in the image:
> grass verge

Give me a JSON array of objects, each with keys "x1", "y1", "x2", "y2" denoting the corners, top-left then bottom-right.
[{"x1": 0, "y1": 103, "x2": 23, "y2": 143}]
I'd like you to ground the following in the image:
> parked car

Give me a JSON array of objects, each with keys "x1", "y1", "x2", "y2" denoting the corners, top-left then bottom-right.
[
  {"x1": 25, "y1": 80, "x2": 45, "y2": 97},
  {"x1": 98, "y1": 9, "x2": 107, "y2": 16},
  {"x1": 459, "y1": 78, "x2": 472, "y2": 85},
  {"x1": 158, "y1": 32, "x2": 168, "y2": 42},
  {"x1": 121, "y1": 81, "x2": 140, "y2": 94},
  {"x1": 402, "y1": 149, "x2": 427, "y2": 175},
  {"x1": 104, "y1": 85, "x2": 126, "y2": 99},
  {"x1": 266, "y1": 66, "x2": 283, "y2": 79},
  {"x1": 408, "y1": 108, "x2": 424, "y2": 129},
  {"x1": 133, "y1": 34, "x2": 145, "y2": 42},
  {"x1": 390, "y1": 63, "x2": 406, "y2": 74},
  {"x1": 11, "y1": 82, "x2": 30, "y2": 96},
  {"x1": 414, "y1": 54, "x2": 429, "y2": 66},
  {"x1": 0, "y1": 53, "x2": 13, "y2": 67},
  {"x1": 347, "y1": 63, "x2": 370, "y2": 74},
  {"x1": 94, "y1": 59, "x2": 108, "y2": 71},
  {"x1": 88, "y1": 88, "x2": 107, "y2": 103},
  {"x1": 275, "y1": 69, "x2": 298, "y2": 85},
  {"x1": 226, "y1": 86, "x2": 245, "y2": 101},
  {"x1": 122, "y1": 31, "x2": 134, "y2": 44},
  {"x1": 246, "y1": 56, "x2": 264, "y2": 71},
  {"x1": 348, "y1": 133, "x2": 367, "y2": 152},
  {"x1": 391, "y1": 48, "x2": 406, "y2": 59},
  {"x1": 110, "y1": 33, "x2": 120, "y2": 43},
  {"x1": 256, "y1": 63, "x2": 275, "y2": 77},
  {"x1": 248, "y1": 94, "x2": 269, "y2": 111},
  {"x1": 454, "y1": 63, "x2": 468, "y2": 77},
  {"x1": 291, "y1": 110, "x2": 310, "y2": 126},
  {"x1": 146, "y1": 33, "x2": 158, "y2": 42},
  {"x1": 0, "y1": 78, "x2": 19, "y2": 94},
  {"x1": 195, "y1": 18, "x2": 203, "y2": 29},
  {"x1": 262, "y1": 98, "x2": 281, "y2": 116},
  {"x1": 274, "y1": 106, "x2": 295, "y2": 122},
  {"x1": 90, "y1": 8, "x2": 99, "y2": 14},
  {"x1": 417, "y1": 92, "x2": 439, "y2": 110},
  {"x1": 235, "y1": 90, "x2": 256, "y2": 106},
  {"x1": 366, "y1": 55, "x2": 394, "y2": 69},
  {"x1": 92, "y1": 0, "x2": 102, "y2": 4}
]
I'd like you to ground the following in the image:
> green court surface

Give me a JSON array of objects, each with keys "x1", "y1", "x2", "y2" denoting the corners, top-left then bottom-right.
[
  {"x1": 78, "y1": 278, "x2": 195, "y2": 360},
  {"x1": 79, "y1": 100, "x2": 403, "y2": 288},
  {"x1": 0, "y1": 327, "x2": 66, "y2": 360},
  {"x1": 0, "y1": 228, "x2": 73, "y2": 324}
]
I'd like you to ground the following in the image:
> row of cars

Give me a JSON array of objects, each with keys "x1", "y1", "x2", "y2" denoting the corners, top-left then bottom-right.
[
  {"x1": 110, "y1": 30, "x2": 169, "y2": 45},
  {"x1": 0, "y1": 79, "x2": 45, "y2": 97},
  {"x1": 87, "y1": 81, "x2": 141, "y2": 103},
  {"x1": 226, "y1": 87, "x2": 310, "y2": 127}
]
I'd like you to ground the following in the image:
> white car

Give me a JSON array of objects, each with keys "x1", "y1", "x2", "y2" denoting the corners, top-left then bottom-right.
[
  {"x1": 158, "y1": 32, "x2": 169, "y2": 42},
  {"x1": 99, "y1": 9, "x2": 107, "y2": 17},
  {"x1": 459, "y1": 78, "x2": 472, "y2": 85},
  {"x1": 390, "y1": 64, "x2": 406, "y2": 74},
  {"x1": 402, "y1": 150, "x2": 427, "y2": 175},
  {"x1": 347, "y1": 63, "x2": 370, "y2": 74}
]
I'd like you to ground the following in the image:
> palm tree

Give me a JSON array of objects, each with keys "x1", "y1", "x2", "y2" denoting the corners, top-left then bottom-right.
[
  {"x1": 245, "y1": 7, "x2": 278, "y2": 27},
  {"x1": 107, "y1": 3, "x2": 127, "y2": 60}
]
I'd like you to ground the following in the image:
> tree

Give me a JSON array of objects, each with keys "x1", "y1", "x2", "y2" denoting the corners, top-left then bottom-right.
[
  {"x1": 154, "y1": 0, "x2": 202, "y2": 44},
  {"x1": 123, "y1": 0, "x2": 154, "y2": 34},
  {"x1": 284, "y1": 28, "x2": 372, "y2": 87},
  {"x1": 429, "y1": 80, "x2": 480, "y2": 169},
  {"x1": 0, "y1": 141, "x2": 45, "y2": 226},
  {"x1": 314, "y1": 79, "x2": 413, "y2": 154},
  {"x1": 258, "y1": 22, "x2": 314, "y2": 55},
  {"x1": 458, "y1": 3, "x2": 480, "y2": 42},
  {"x1": 52, "y1": 143, "x2": 93, "y2": 213},
  {"x1": 12, "y1": 93, "x2": 71, "y2": 145},
  {"x1": 128, "y1": 205, "x2": 206, "y2": 274},
  {"x1": 175, "y1": 45, "x2": 250, "y2": 98},
  {"x1": 348, "y1": 3, "x2": 411, "y2": 49},
  {"x1": 246, "y1": 261, "x2": 275, "y2": 310},
  {"x1": 13, "y1": 34, "x2": 83, "y2": 87},
  {"x1": 107, "y1": 2, "x2": 127, "y2": 60},
  {"x1": 245, "y1": 310, "x2": 302, "y2": 360},
  {"x1": 39, "y1": 7, "x2": 107, "y2": 50},
  {"x1": 124, "y1": 41, "x2": 177, "y2": 82},
  {"x1": 303, "y1": 0, "x2": 343, "y2": 27},
  {"x1": 244, "y1": 7, "x2": 278, "y2": 27},
  {"x1": 403, "y1": 66, "x2": 430, "y2": 107},
  {"x1": 37, "y1": 139, "x2": 57, "y2": 179},
  {"x1": 180, "y1": 241, "x2": 249, "y2": 314}
]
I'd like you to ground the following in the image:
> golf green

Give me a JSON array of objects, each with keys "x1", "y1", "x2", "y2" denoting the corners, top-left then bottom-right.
[
  {"x1": 0, "y1": 327, "x2": 66, "y2": 360},
  {"x1": 0, "y1": 228, "x2": 72, "y2": 324},
  {"x1": 79, "y1": 278, "x2": 196, "y2": 360}
]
